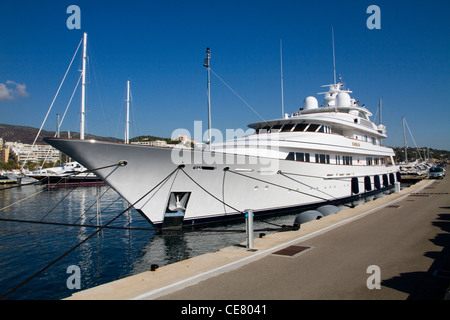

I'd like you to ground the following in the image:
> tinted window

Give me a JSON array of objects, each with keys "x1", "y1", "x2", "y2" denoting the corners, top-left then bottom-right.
[
  {"x1": 293, "y1": 123, "x2": 308, "y2": 132},
  {"x1": 281, "y1": 124, "x2": 295, "y2": 132},
  {"x1": 306, "y1": 124, "x2": 320, "y2": 132}
]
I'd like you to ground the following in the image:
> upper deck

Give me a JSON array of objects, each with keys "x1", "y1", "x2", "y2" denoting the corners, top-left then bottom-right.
[{"x1": 248, "y1": 82, "x2": 387, "y2": 142}]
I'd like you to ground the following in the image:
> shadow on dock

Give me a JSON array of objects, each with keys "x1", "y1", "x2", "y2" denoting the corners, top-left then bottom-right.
[{"x1": 381, "y1": 210, "x2": 450, "y2": 299}]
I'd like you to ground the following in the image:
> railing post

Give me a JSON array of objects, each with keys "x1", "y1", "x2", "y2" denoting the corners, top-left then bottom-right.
[{"x1": 245, "y1": 209, "x2": 254, "y2": 249}]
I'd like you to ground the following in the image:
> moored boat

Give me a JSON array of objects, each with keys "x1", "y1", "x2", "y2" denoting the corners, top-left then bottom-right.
[{"x1": 45, "y1": 78, "x2": 400, "y2": 228}]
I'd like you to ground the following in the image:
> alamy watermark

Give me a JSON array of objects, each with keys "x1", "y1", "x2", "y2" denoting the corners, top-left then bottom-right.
[
  {"x1": 366, "y1": 5, "x2": 381, "y2": 30},
  {"x1": 366, "y1": 265, "x2": 381, "y2": 289},
  {"x1": 169, "y1": 121, "x2": 281, "y2": 173},
  {"x1": 66, "y1": 265, "x2": 81, "y2": 290},
  {"x1": 66, "y1": 5, "x2": 81, "y2": 30}
]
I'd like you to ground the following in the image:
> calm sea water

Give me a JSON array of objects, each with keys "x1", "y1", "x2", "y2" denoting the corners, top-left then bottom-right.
[{"x1": 0, "y1": 183, "x2": 297, "y2": 300}]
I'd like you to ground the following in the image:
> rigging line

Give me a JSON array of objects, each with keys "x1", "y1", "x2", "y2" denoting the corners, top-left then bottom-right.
[
  {"x1": 20, "y1": 37, "x2": 84, "y2": 171},
  {"x1": 179, "y1": 167, "x2": 244, "y2": 214},
  {"x1": 33, "y1": 162, "x2": 124, "y2": 225},
  {"x1": 0, "y1": 166, "x2": 180, "y2": 300},
  {"x1": 227, "y1": 168, "x2": 343, "y2": 205},
  {"x1": 277, "y1": 171, "x2": 353, "y2": 208},
  {"x1": 404, "y1": 118, "x2": 423, "y2": 162},
  {"x1": 0, "y1": 217, "x2": 155, "y2": 231},
  {"x1": 209, "y1": 68, "x2": 269, "y2": 125},
  {"x1": 87, "y1": 194, "x2": 122, "y2": 224},
  {"x1": 40, "y1": 73, "x2": 83, "y2": 168},
  {"x1": 0, "y1": 188, "x2": 46, "y2": 213},
  {"x1": 72, "y1": 185, "x2": 113, "y2": 224}
]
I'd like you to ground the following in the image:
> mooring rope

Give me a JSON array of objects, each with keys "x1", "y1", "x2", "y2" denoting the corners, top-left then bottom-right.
[
  {"x1": 0, "y1": 165, "x2": 180, "y2": 300},
  {"x1": 227, "y1": 168, "x2": 354, "y2": 208}
]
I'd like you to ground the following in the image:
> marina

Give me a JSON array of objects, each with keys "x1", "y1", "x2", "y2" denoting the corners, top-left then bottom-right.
[
  {"x1": 0, "y1": 175, "x2": 448, "y2": 300},
  {"x1": 0, "y1": 182, "x2": 303, "y2": 300},
  {"x1": 1, "y1": 2, "x2": 449, "y2": 303},
  {"x1": 66, "y1": 176, "x2": 450, "y2": 300}
]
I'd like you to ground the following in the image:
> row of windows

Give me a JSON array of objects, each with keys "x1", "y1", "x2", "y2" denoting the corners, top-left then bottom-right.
[
  {"x1": 256, "y1": 123, "x2": 331, "y2": 134},
  {"x1": 286, "y1": 152, "x2": 387, "y2": 166},
  {"x1": 255, "y1": 123, "x2": 381, "y2": 147}
]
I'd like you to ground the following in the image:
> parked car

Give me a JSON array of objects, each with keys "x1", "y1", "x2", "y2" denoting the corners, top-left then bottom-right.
[{"x1": 429, "y1": 166, "x2": 446, "y2": 179}]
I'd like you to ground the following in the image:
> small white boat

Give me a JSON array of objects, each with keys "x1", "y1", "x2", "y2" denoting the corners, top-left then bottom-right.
[{"x1": 26, "y1": 161, "x2": 102, "y2": 185}]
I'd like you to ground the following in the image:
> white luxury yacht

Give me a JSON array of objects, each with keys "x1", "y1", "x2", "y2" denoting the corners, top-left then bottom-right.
[{"x1": 44, "y1": 77, "x2": 400, "y2": 228}]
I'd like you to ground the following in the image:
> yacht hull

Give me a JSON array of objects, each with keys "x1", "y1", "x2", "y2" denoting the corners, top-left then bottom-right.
[{"x1": 44, "y1": 138, "x2": 399, "y2": 229}]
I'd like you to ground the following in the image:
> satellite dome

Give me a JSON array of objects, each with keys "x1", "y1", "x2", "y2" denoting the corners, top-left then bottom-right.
[
  {"x1": 303, "y1": 96, "x2": 318, "y2": 110},
  {"x1": 336, "y1": 92, "x2": 351, "y2": 107}
]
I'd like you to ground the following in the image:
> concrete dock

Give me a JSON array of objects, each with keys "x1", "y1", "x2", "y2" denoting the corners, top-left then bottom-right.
[{"x1": 66, "y1": 176, "x2": 450, "y2": 300}]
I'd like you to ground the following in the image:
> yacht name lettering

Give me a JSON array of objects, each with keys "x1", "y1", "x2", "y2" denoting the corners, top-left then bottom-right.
[
  {"x1": 181, "y1": 304, "x2": 215, "y2": 317},
  {"x1": 352, "y1": 142, "x2": 360, "y2": 147}
]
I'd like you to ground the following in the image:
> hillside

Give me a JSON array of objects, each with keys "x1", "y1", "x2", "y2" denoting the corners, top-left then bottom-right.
[
  {"x1": 393, "y1": 147, "x2": 449, "y2": 162},
  {"x1": 1, "y1": 124, "x2": 449, "y2": 162},
  {"x1": 0, "y1": 124, "x2": 123, "y2": 145}
]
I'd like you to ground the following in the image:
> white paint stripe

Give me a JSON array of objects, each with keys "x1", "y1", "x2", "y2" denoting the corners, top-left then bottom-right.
[{"x1": 131, "y1": 180, "x2": 434, "y2": 300}]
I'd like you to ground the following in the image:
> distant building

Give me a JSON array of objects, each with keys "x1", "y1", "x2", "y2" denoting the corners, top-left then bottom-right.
[
  {"x1": 5, "y1": 142, "x2": 60, "y2": 163},
  {"x1": 171, "y1": 135, "x2": 196, "y2": 144},
  {"x1": 131, "y1": 140, "x2": 170, "y2": 147}
]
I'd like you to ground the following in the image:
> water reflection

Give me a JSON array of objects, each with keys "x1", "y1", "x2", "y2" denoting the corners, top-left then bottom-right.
[{"x1": 1, "y1": 183, "x2": 382, "y2": 299}]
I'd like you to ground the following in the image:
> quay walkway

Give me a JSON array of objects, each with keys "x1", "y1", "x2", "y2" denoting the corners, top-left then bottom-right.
[{"x1": 66, "y1": 175, "x2": 450, "y2": 300}]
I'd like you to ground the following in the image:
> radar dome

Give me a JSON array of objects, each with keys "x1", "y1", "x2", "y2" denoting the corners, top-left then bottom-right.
[
  {"x1": 303, "y1": 96, "x2": 318, "y2": 110},
  {"x1": 336, "y1": 92, "x2": 351, "y2": 107}
]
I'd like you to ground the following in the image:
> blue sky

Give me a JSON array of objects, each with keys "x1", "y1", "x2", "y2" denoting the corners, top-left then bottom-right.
[{"x1": 1, "y1": 0, "x2": 449, "y2": 150}]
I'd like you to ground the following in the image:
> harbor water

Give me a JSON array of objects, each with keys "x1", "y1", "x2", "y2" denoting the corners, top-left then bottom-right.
[{"x1": 0, "y1": 183, "x2": 299, "y2": 300}]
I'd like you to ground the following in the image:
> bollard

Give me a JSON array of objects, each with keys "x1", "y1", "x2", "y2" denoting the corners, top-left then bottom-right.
[
  {"x1": 394, "y1": 181, "x2": 401, "y2": 193},
  {"x1": 245, "y1": 209, "x2": 254, "y2": 249}
]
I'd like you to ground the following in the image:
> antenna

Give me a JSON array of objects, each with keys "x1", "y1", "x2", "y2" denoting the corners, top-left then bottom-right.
[
  {"x1": 203, "y1": 48, "x2": 212, "y2": 150},
  {"x1": 280, "y1": 39, "x2": 285, "y2": 117},
  {"x1": 332, "y1": 26, "x2": 336, "y2": 84},
  {"x1": 379, "y1": 97, "x2": 382, "y2": 125}
]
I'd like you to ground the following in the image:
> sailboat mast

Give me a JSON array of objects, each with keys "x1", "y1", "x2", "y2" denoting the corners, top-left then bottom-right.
[
  {"x1": 402, "y1": 116, "x2": 408, "y2": 162},
  {"x1": 126, "y1": 80, "x2": 130, "y2": 144},
  {"x1": 80, "y1": 32, "x2": 87, "y2": 140},
  {"x1": 204, "y1": 48, "x2": 212, "y2": 150},
  {"x1": 280, "y1": 39, "x2": 285, "y2": 117}
]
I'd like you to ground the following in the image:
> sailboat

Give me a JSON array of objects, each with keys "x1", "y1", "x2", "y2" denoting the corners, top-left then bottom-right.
[
  {"x1": 27, "y1": 33, "x2": 103, "y2": 186},
  {"x1": 44, "y1": 43, "x2": 401, "y2": 229}
]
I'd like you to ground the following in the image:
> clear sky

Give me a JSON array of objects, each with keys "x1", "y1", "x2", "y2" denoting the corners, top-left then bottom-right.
[{"x1": 1, "y1": 0, "x2": 449, "y2": 150}]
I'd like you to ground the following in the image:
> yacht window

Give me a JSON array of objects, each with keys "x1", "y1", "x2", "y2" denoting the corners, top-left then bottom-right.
[
  {"x1": 286, "y1": 152, "x2": 295, "y2": 160},
  {"x1": 286, "y1": 152, "x2": 310, "y2": 162},
  {"x1": 335, "y1": 155, "x2": 341, "y2": 164},
  {"x1": 306, "y1": 124, "x2": 320, "y2": 132},
  {"x1": 343, "y1": 156, "x2": 353, "y2": 165},
  {"x1": 281, "y1": 123, "x2": 295, "y2": 132},
  {"x1": 366, "y1": 157, "x2": 373, "y2": 166},
  {"x1": 293, "y1": 123, "x2": 308, "y2": 132},
  {"x1": 271, "y1": 124, "x2": 282, "y2": 132},
  {"x1": 261, "y1": 126, "x2": 271, "y2": 133},
  {"x1": 317, "y1": 125, "x2": 325, "y2": 133},
  {"x1": 314, "y1": 154, "x2": 329, "y2": 164}
]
